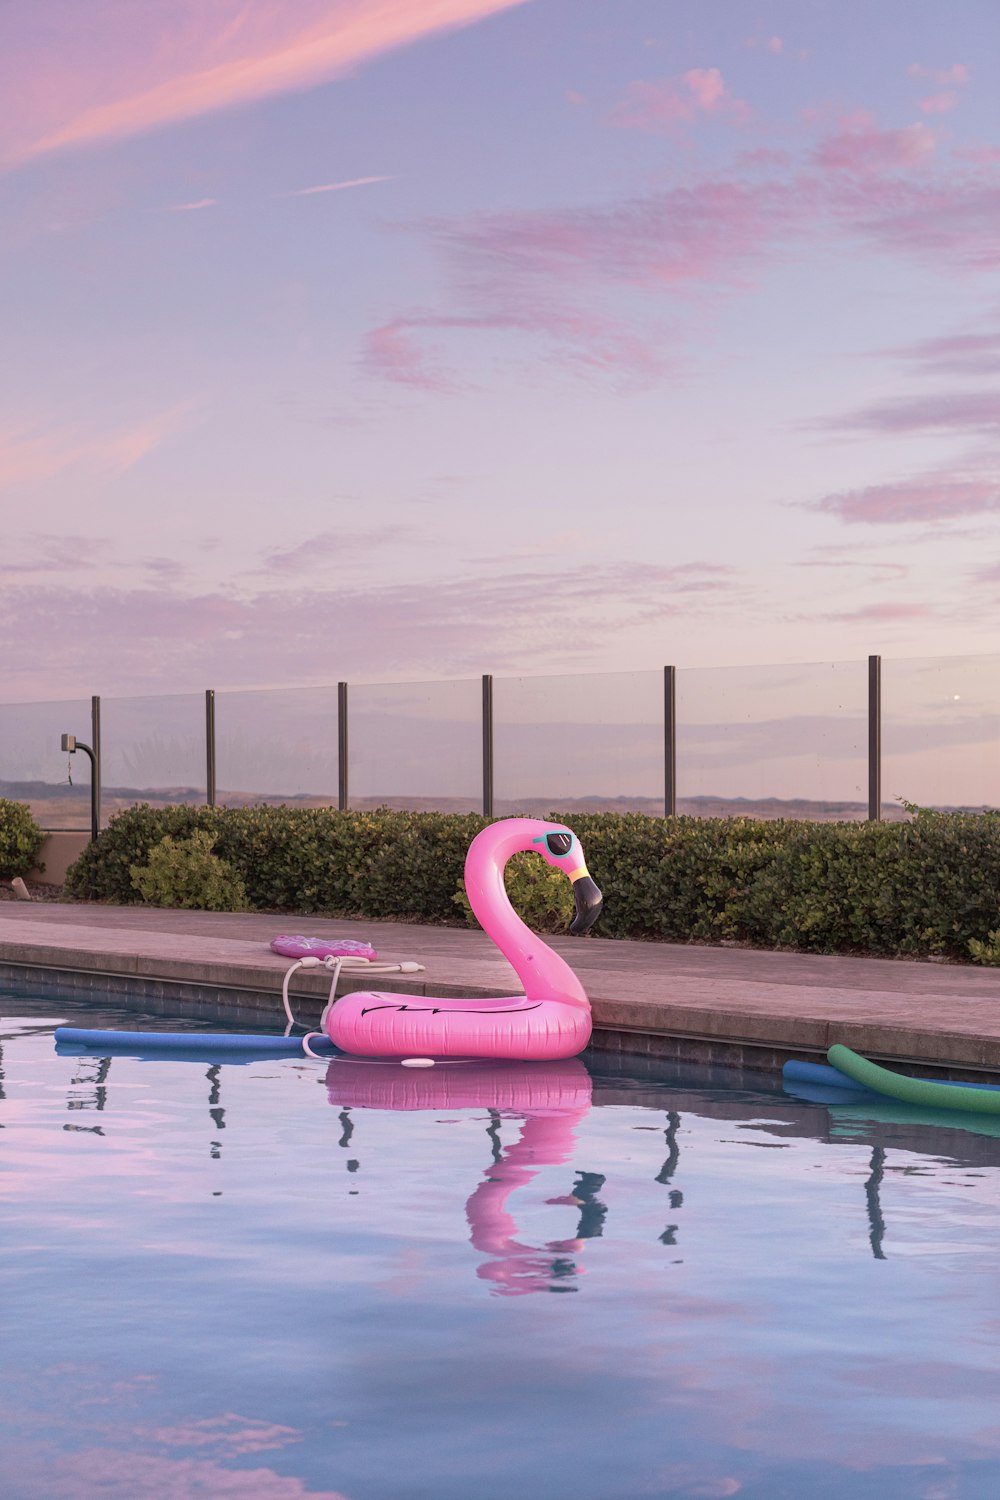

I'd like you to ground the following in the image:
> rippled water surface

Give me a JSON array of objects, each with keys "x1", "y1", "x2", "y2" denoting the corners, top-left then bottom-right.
[{"x1": 2, "y1": 988, "x2": 1000, "y2": 1500}]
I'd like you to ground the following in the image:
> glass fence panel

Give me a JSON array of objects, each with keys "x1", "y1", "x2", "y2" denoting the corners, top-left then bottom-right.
[
  {"x1": 676, "y1": 661, "x2": 868, "y2": 820},
  {"x1": 493, "y1": 671, "x2": 663, "y2": 814},
  {"x1": 883, "y1": 655, "x2": 1000, "y2": 813},
  {"x1": 349, "y1": 679, "x2": 481, "y2": 811},
  {"x1": 0, "y1": 697, "x2": 93, "y2": 830},
  {"x1": 99, "y1": 694, "x2": 207, "y2": 826},
  {"x1": 215, "y1": 687, "x2": 339, "y2": 805}
]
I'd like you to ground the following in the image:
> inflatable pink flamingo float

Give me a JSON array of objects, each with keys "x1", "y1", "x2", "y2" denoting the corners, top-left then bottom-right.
[{"x1": 325, "y1": 818, "x2": 603, "y2": 1061}]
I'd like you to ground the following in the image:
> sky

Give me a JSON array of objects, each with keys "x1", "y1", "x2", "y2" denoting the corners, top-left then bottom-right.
[{"x1": 1, "y1": 0, "x2": 999, "y2": 704}]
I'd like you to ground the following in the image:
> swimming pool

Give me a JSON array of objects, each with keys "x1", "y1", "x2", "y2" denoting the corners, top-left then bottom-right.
[{"x1": 2, "y1": 988, "x2": 999, "y2": 1499}]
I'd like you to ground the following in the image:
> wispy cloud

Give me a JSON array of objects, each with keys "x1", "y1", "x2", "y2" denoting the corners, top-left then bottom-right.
[
  {"x1": 833, "y1": 176, "x2": 1000, "y2": 272},
  {"x1": 26, "y1": 1447, "x2": 351, "y2": 1500},
  {"x1": 814, "y1": 391, "x2": 1000, "y2": 438},
  {"x1": 882, "y1": 327, "x2": 1000, "y2": 377},
  {"x1": 0, "y1": 536, "x2": 107, "y2": 576},
  {"x1": 811, "y1": 474, "x2": 1000, "y2": 525},
  {"x1": 290, "y1": 175, "x2": 392, "y2": 196},
  {"x1": 360, "y1": 298, "x2": 672, "y2": 389},
  {"x1": 813, "y1": 114, "x2": 936, "y2": 175},
  {"x1": 4, "y1": 0, "x2": 531, "y2": 169},
  {"x1": 907, "y1": 62, "x2": 969, "y2": 85},
  {"x1": 433, "y1": 179, "x2": 809, "y2": 309},
  {"x1": 607, "y1": 68, "x2": 749, "y2": 131},
  {"x1": 259, "y1": 524, "x2": 417, "y2": 572},
  {"x1": 169, "y1": 197, "x2": 217, "y2": 212},
  {"x1": 919, "y1": 91, "x2": 959, "y2": 115},
  {"x1": 818, "y1": 600, "x2": 935, "y2": 622},
  {"x1": 797, "y1": 548, "x2": 910, "y2": 578},
  {"x1": 0, "y1": 558, "x2": 750, "y2": 697},
  {"x1": 361, "y1": 318, "x2": 465, "y2": 392},
  {"x1": 0, "y1": 409, "x2": 181, "y2": 489},
  {"x1": 361, "y1": 99, "x2": 1000, "y2": 388},
  {"x1": 147, "y1": 1412, "x2": 302, "y2": 1457}
]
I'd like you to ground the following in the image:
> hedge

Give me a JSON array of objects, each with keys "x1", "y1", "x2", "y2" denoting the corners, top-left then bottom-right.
[{"x1": 64, "y1": 803, "x2": 1000, "y2": 963}]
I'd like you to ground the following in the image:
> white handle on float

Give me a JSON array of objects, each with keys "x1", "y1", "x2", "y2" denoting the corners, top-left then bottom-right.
[{"x1": 282, "y1": 953, "x2": 426, "y2": 1035}]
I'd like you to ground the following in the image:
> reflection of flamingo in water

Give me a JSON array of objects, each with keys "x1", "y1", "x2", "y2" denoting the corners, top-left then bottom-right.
[
  {"x1": 326, "y1": 819, "x2": 603, "y2": 1060},
  {"x1": 324, "y1": 1057, "x2": 597, "y2": 1295}
]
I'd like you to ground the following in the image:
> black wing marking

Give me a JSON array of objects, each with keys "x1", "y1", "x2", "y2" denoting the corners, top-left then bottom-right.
[{"x1": 359, "y1": 1002, "x2": 543, "y2": 1018}]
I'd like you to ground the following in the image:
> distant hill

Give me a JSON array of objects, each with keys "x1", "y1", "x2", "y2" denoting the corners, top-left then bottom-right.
[{"x1": 8, "y1": 779, "x2": 995, "y2": 825}]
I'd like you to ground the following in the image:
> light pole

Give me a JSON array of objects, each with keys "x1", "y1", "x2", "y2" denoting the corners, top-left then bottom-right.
[{"x1": 61, "y1": 733, "x2": 100, "y2": 843}]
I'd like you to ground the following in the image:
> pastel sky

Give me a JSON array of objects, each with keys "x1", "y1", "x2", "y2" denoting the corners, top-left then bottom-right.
[{"x1": 2, "y1": 0, "x2": 999, "y2": 701}]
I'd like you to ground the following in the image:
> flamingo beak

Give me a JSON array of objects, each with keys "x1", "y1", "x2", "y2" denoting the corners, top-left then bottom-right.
[{"x1": 568, "y1": 875, "x2": 603, "y2": 936}]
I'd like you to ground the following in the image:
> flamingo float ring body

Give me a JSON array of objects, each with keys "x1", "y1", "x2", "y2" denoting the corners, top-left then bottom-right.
[{"x1": 325, "y1": 818, "x2": 603, "y2": 1061}]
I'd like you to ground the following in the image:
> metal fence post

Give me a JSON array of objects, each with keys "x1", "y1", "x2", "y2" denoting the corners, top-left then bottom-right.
[
  {"x1": 482, "y1": 674, "x2": 494, "y2": 817},
  {"x1": 205, "y1": 689, "x2": 216, "y2": 807},
  {"x1": 868, "y1": 654, "x2": 881, "y2": 821},
  {"x1": 90, "y1": 695, "x2": 102, "y2": 838},
  {"x1": 338, "y1": 682, "x2": 349, "y2": 811},
  {"x1": 664, "y1": 665, "x2": 676, "y2": 817}
]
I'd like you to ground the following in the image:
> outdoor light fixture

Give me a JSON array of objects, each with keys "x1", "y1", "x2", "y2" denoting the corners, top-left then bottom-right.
[{"x1": 61, "y1": 731, "x2": 100, "y2": 842}]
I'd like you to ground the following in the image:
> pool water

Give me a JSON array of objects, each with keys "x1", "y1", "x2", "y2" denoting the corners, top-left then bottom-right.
[{"x1": 2, "y1": 989, "x2": 1000, "y2": 1500}]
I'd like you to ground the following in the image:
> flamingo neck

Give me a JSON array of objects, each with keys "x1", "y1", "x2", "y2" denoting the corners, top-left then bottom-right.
[{"x1": 463, "y1": 820, "x2": 590, "y2": 1007}]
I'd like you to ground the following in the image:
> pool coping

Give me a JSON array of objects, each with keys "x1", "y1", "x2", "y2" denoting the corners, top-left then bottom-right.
[{"x1": 3, "y1": 905, "x2": 1000, "y2": 1081}]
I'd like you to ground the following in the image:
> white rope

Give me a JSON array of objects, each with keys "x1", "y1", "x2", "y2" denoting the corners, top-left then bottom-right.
[{"x1": 280, "y1": 953, "x2": 426, "y2": 1048}]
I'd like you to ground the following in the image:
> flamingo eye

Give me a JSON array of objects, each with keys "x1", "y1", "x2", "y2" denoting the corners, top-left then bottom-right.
[{"x1": 545, "y1": 832, "x2": 574, "y2": 857}]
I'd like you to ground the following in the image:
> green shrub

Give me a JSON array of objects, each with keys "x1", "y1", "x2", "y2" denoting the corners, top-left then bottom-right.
[
  {"x1": 129, "y1": 829, "x2": 250, "y2": 911},
  {"x1": 968, "y1": 929, "x2": 1000, "y2": 965},
  {"x1": 64, "y1": 801, "x2": 1000, "y2": 964},
  {"x1": 454, "y1": 850, "x2": 576, "y2": 932},
  {"x1": 0, "y1": 799, "x2": 45, "y2": 880},
  {"x1": 65, "y1": 802, "x2": 218, "y2": 902}
]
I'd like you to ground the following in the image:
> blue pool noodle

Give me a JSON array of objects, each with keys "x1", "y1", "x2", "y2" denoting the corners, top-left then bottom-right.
[{"x1": 54, "y1": 1026, "x2": 337, "y2": 1056}]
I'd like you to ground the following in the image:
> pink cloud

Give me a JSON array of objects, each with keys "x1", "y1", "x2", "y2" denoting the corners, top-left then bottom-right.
[
  {"x1": 3, "y1": 0, "x2": 532, "y2": 168},
  {"x1": 836, "y1": 177, "x2": 1000, "y2": 271},
  {"x1": 812, "y1": 476, "x2": 1000, "y2": 525},
  {"x1": 36, "y1": 1448, "x2": 350, "y2": 1499},
  {"x1": 814, "y1": 117, "x2": 936, "y2": 175},
  {"x1": 908, "y1": 62, "x2": 969, "y2": 85},
  {"x1": 797, "y1": 549, "x2": 910, "y2": 579},
  {"x1": 956, "y1": 145, "x2": 1000, "y2": 164},
  {"x1": 0, "y1": 410, "x2": 180, "y2": 489},
  {"x1": 919, "y1": 91, "x2": 957, "y2": 115},
  {"x1": 0, "y1": 536, "x2": 106, "y2": 576},
  {"x1": 884, "y1": 329, "x2": 1000, "y2": 376},
  {"x1": 360, "y1": 319, "x2": 462, "y2": 392},
  {"x1": 290, "y1": 175, "x2": 392, "y2": 196},
  {"x1": 436, "y1": 177, "x2": 808, "y2": 291},
  {"x1": 819, "y1": 601, "x2": 935, "y2": 622},
  {"x1": 0, "y1": 559, "x2": 749, "y2": 697},
  {"x1": 608, "y1": 68, "x2": 749, "y2": 131},
  {"x1": 148, "y1": 1413, "x2": 301, "y2": 1456},
  {"x1": 259, "y1": 525, "x2": 417, "y2": 572},
  {"x1": 362, "y1": 299, "x2": 671, "y2": 389},
  {"x1": 817, "y1": 390, "x2": 1000, "y2": 438},
  {"x1": 169, "y1": 198, "x2": 217, "y2": 212},
  {"x1": 745, "y1": 35, "x2": 784, "y2": 55},
  {"x1": 359, "y1": 101, "x2": 996, "y2": 386}
]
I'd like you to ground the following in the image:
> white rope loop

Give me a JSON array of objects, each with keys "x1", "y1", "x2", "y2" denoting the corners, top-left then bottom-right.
[{"x1": 280, "y1": 953, "x2": 426, "y2": 1051}]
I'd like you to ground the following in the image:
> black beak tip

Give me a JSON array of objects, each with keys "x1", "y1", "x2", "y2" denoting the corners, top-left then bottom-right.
[{"x1": 569, "y1": 876, "x2": 603, "y2": 936}]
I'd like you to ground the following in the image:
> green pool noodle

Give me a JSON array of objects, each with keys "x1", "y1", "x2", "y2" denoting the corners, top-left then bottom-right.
[{"x1": 828, "y1": 1043, "x2": 1000, "y2": 1115}]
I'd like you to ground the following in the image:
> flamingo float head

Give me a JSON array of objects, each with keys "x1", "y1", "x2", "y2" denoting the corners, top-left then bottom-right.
[{"x1": 529, "y1": 825, "x2": 603, "y2": 936}]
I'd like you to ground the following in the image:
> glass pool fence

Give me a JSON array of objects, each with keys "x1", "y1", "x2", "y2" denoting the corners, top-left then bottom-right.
[{"x1": 1, "y1": 652, "x2": 997, "y2": 832}]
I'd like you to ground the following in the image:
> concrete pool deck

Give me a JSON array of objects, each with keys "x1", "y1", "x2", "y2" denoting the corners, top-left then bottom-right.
[{"x1": 2, "y1": 901, "x2": 1000, "y2": 1075}]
